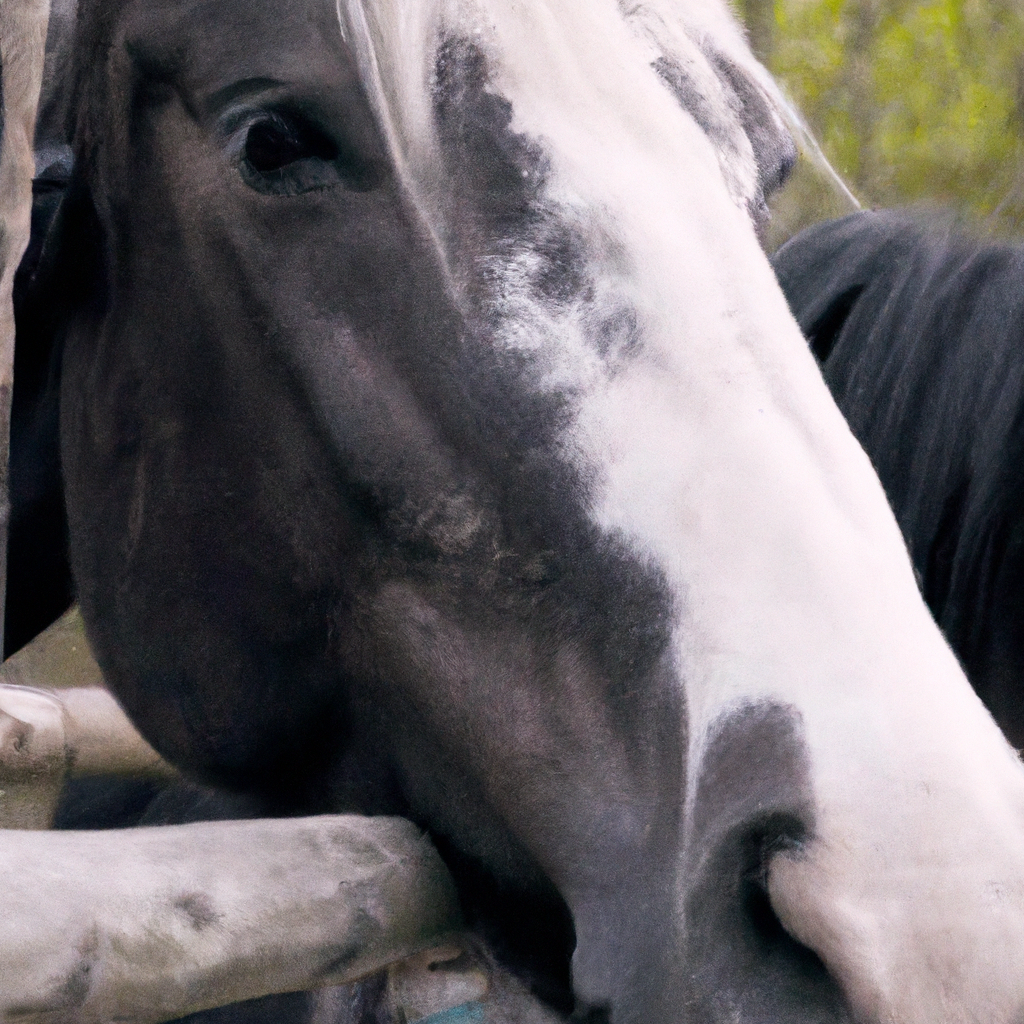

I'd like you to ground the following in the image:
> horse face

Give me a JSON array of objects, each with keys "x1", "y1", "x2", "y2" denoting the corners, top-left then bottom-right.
[{"x1": 56, "y1": 0, "x2": 1024, "y2": 1020}]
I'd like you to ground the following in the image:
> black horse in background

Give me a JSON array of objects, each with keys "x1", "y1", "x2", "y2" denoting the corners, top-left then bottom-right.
[{"x1": 773, "y1": 210, "x2": 1024, "y2": 748}]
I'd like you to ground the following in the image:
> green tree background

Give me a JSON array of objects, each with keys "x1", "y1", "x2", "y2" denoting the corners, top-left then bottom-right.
[{"x1": 739, "y1": 0, "x2": 1024, "y2": 244}]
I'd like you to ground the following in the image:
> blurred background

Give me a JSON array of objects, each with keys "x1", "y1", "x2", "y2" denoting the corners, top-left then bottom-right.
[{"x1": 737, "y1": 0, "x2": 1024, "y2": 246}]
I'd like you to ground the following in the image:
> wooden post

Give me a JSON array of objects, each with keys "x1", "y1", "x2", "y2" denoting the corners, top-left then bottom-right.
[{"x1": 0, "y1": 0, "x2": 50, "y2": 655}]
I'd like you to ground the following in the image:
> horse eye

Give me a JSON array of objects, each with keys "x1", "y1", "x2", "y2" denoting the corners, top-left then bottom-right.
[
  {"x1": 236, "y1": 112, "x2": 382, "y2": 197},
  {"x1": 234, "y1": 113, "x2": 385, "y2": 198},
  {"x1": 243, "y1": 116, "x2": 336, "y2": 173}
]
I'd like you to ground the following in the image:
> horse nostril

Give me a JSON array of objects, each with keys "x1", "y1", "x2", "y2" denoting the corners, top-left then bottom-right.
[
  {"x1": 742, "y1": 823, "x2": 811, "y2": 947},
  {"x1": 737, "y1": 821, "x2": 843, "y2": 986},
  {"x1": 741, "y1": 866, "x2": 829, "y2": 978},
  {"x1": 680, "y1": 813, "x2": 854, "y2": 1021},
  {"x1": 744, "y1": 873, "x2": 786, "y2": 942}
]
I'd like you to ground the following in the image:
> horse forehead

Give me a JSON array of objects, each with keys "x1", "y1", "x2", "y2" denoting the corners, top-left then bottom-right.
[
  {"x1": 335, "y1": 0, "x2": 771, "y2": 222},
  {"x1": 111, "y1": 0, "x2": 779, "y2": 243}
]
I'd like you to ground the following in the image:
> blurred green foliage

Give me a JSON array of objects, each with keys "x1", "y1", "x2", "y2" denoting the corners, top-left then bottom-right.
[{"x1": 739, "y1": 0, "x2": 1024, "y2": 235}]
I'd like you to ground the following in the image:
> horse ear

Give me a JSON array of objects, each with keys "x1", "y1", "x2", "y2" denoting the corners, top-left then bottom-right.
[
  {"x1": 703, "y1": 50, "x2": 797, "y2": 203},
  {"x1": 719, "y1": 48, "x2": 861, "y2": 245}
]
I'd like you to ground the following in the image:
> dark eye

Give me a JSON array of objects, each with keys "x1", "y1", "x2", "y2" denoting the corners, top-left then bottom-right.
[
  {"x1": 236, "y1": 112, "x2": 382, "y2": 196},
  {"x1": 244, "y1": 117, "x2": 336, "y2": 173}
]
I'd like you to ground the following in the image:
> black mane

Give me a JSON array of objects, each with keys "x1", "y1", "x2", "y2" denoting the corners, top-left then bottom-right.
[{"x1": 774, "y1": 210, "x2": 1024, "y2": 745}]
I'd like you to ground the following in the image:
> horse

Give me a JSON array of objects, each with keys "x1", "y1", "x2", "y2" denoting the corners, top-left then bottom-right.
[
  {"x1": 7, "y1": 0, "x2": 1024, "y2": 1021},
  {"x1": 773, "y1": 208, "x2": 1024, "y2": 752}
]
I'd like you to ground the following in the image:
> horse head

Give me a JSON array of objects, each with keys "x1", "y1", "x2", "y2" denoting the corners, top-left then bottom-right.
[{"x1": 40, "y1": 0, "x2": 1024, "y2": 1019}]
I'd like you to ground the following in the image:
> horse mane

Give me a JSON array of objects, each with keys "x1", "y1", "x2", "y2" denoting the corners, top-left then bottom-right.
[{"x1": 774, "y1": 209, "x2": 1024, "y2": 720}]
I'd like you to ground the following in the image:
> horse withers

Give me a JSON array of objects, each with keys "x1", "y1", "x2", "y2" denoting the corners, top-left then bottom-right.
[{"x1": 9, "y1": 0, "x2": 1024, "y2": 1020}]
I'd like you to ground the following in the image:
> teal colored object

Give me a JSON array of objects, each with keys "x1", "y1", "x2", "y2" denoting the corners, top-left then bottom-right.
[{"x1": 415, "y1": 1001, "x2": 486, "y2": 1024}]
